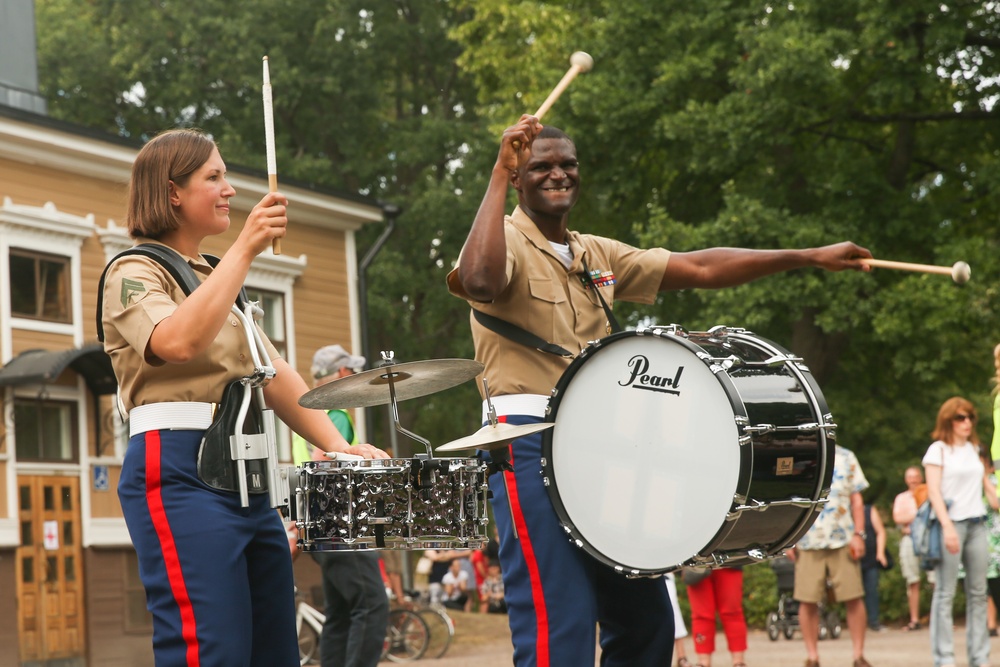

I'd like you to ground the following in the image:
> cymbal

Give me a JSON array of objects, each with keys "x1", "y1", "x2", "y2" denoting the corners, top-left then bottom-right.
[
  {"x1": 436, "y1": 421, "x2": 555, "y2": 452},
  {"x1": 299, "y1": 359, "x2": 484, "y2": 409}
]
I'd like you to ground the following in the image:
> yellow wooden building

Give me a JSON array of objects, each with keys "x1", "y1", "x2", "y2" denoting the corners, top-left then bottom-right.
[{"x1": 0, "y1": 101, "x2": 385, "y2": 665}]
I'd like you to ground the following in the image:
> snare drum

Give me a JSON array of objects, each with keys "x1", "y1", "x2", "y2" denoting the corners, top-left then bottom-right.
[
  {"x1": 542, "y1": 325, "x2": 835, "y2": 575},
  {"x1": 292, "y1": 457, "x2": 490, "y2": 551}
]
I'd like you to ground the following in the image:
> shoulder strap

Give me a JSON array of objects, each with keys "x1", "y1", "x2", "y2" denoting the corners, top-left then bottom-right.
[
  {"x1": 96, "y1": 244, "x2": 248, "y2": 342},
  {"x1": 472, "y1": 310, "x2": 574, "y2": 358}
]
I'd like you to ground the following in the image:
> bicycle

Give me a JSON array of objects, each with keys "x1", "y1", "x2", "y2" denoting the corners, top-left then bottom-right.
[
  {"x1": 295, "y1": 589, "x2": 324, "y2": 666},
  {"x1": 405, "y1": 590, "x2": 455, "y2": 660},
  {"x1": 381, "y1": 607, "x2": 431, "y2": 662}
]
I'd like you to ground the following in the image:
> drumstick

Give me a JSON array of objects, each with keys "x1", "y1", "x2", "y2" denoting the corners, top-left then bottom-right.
[
  {"x1": 262, "y1": 56, "x2": 281, "y2": 255},
  {"x1": 512, "y1": 51, "x2": 594, "y2": 151},
  {"x1": 861, "y1": 258, "x2": 971, "y2": 284}
]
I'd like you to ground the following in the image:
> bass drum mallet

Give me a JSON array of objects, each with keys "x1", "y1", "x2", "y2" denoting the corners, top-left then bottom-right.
[
  {"x1": 861, "y1": 258, "x2": 971, "y2": 284},
  {"x1": 533, "y1": 51, "x2": 594, "y2": 121},
  {"x1": 513, "y1": 51, "x2": 594, "y2": 151}
]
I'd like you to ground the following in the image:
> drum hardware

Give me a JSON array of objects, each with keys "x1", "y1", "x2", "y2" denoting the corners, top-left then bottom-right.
[
  {"x1": 740, "y1": 422, "x2": 836, "y2": 436},
  {"x1": 229, "y1": 301, "x2": 288, "y2": 509},
  {"x1": 437, "y1": 380, "x2": 555, "y2": 455},
  {"x1": 293, "y1": 457, "x2": 490, "y2": 551},
  {"x1": 292, "y1": 353, "x2": 491, "y2": 550},
  {"x1": 728, "y1": 497, "x2": 828, "y2": 518}
]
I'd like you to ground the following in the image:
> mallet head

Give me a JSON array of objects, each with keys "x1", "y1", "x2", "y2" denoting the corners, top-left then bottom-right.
[
  {"x1": 570, "y1": 51, "x2": 594, "y2": 72},
  {"x1": 951, "y1": 261, "x2": 971, "y2": 285}
]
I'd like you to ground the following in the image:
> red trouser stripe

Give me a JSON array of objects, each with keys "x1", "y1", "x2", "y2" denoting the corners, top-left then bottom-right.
[
  {"x1": 501, "y1": 415, "x2": 550, "y2": 667},
  {"x1": 145, "y1": 430, "x2": 201, "y2": 666}
]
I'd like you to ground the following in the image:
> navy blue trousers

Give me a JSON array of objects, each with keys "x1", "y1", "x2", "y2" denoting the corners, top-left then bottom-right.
[
  {"x1": 119, "y1": 428, "x2": 298, "y2": 667},
  {"x1": 487, "y1": 414, "x2": 674, "y2": 667}
]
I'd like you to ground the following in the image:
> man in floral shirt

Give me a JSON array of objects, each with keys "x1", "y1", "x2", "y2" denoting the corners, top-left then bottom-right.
[{"x1": 788, "y1": 444, "x2": 873, "y2": 667}]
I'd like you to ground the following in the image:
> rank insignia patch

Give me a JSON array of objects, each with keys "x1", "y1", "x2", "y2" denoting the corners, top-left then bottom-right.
[{"x1": 121, "y1": 278, "x2": 146, "y2": 307}]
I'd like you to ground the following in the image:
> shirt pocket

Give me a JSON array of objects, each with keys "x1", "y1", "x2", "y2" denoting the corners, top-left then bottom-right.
[{"x1": 527, "y1": 277, "x2": 565, "y2": 343}]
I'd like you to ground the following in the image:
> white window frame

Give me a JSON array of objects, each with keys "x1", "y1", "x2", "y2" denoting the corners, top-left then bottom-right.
[{"x1": 0, "y1": 198, "x2": 94, "y2": 348}]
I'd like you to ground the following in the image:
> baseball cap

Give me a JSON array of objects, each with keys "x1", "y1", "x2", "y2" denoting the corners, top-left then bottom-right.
[{"x1": 311, "y1": 345, "x2": 366, "y2": 379}]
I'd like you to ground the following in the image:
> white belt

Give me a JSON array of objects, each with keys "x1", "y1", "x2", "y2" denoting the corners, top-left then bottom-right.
[
  {"x1": 481, "y1": 394, "x2": 549, "y2": 421},
  {"x1": 130, "y1": 402, "x2": 216, "y2": 437}
]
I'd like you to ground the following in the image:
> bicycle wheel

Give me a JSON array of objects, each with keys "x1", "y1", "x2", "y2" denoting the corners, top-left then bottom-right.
[
  {"x1": 382, "y1": 609, "x2": 430, "y2": 663},
  {"x1": 417, "y1": 604, "x2": 455, "y2": 659},
  {"x1": 297, "y1": 616, "x2": 320, "y2": 665}
]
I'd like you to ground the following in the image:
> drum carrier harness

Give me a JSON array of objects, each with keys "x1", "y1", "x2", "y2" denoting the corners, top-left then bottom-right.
[{"x1": 97, "y1": 244, "x2": 290, "y2": 510}]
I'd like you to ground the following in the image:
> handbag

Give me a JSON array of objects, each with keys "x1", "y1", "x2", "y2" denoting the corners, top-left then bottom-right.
[
  {"x1": 912, "y1": 445, "x2": 950, "y2": 571},
  {"x1": 911, "y1": 499, "x2": 943, "y2": 571}
]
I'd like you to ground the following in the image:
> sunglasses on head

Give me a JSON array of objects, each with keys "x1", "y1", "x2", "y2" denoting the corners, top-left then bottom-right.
[{"x1": 953, "y1": 413, "x2": 974, "y2": 423}]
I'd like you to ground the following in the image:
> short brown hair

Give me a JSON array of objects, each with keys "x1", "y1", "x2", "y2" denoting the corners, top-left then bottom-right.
[
  {"x1": 931, "y1": 396, "x2": 980, "y2": 445},
  {"x1": 126, "y1": 128, "x2": 217, "y2": 238}
]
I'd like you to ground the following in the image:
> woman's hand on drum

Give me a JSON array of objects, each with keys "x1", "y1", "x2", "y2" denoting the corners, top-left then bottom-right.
[{"x1": 345, "y1": 443, "x2": 390, "y2": 460}]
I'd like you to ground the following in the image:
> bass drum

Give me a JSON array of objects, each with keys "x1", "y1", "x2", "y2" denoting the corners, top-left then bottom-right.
[{"x1": 541, "y1": 325, "x2": 836, "y2": 576}]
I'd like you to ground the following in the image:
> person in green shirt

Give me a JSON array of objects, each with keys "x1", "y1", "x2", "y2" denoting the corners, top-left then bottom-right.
[{"x1": 294, "y1": 345, "x2": 389, "y2": 667}]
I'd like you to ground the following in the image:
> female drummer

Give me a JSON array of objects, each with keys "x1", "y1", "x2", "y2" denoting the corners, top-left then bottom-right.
[{"x1": 101, "y1": 128, "x2": 387, "y2": 666}]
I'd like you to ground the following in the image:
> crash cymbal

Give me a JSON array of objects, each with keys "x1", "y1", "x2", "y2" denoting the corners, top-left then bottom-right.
[
  {"x1": 436, "y1": 421, "x2": 555, "y2": 452},
  {"x1": 298, "y1": 358, "x2": 484, "y2": 409}
]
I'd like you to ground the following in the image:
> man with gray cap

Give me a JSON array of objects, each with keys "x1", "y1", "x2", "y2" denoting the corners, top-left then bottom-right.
[
  {"x1": 292, "y1": 345, "x2": 367, "y2": 464},
  {"x1": 293, "y1": 344, "x2": 389, "y2": 667}
]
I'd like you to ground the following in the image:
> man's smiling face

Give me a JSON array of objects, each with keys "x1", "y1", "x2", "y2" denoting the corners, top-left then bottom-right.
[{"x1": 513, "y1": 137, "x2": 580, "y2": 220}]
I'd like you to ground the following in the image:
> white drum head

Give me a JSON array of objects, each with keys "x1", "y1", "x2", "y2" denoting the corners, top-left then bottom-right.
[{"x1": 547, "y1": 333, "x2": 741, "y2": 572}]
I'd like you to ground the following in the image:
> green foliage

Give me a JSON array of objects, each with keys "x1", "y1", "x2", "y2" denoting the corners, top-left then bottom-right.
[{"x1": 33, "y1": 0, "x2": 1000, "y2": 501}]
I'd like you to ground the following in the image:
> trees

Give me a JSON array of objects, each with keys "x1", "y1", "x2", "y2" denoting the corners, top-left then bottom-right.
[
  {"x1": 453, "y1": 0, "x2": 1000, "y2": 493},
  {"x1": 36, "y1": 0, "x2": 1000, "y2": 495}
]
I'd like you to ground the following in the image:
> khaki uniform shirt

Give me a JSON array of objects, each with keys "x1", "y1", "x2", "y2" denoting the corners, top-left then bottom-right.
[
  {"x1": 102, "y1": 239, "x2": 280, "y2": 412},
  {"x1": 446, "y1": 207, "x2": 670, "y2": 397}
]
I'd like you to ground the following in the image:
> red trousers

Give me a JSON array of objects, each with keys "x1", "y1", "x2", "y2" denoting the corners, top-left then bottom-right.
[{"x1": 687, "y1": 568, "x2": 747, "y2": 655}]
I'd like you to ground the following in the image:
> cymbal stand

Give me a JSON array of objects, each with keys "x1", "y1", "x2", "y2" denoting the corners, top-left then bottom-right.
[
  {"x1": 482, "y1": 379, "x2": 517, "y2": 539},
  {"x1": 379, "y1": 351, "x2": 434, "y2": 458}
]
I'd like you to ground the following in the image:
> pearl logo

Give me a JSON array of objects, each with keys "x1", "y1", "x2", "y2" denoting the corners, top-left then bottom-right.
[{"x1": 619, "y1": 355, "x2": 684, "y2": 395}]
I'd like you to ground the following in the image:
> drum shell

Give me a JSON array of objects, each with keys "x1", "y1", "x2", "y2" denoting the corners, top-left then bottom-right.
[
  {"x1": 692, "y1": 331, "x2": 835, "y2": 562},
  {"x1": 293, "y1": 457, "x2": 490, "y2": 551}
]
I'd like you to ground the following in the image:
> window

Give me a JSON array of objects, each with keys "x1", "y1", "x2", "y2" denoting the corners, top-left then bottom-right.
[
  {"x1": 9, "y1": 249, "x2": 71, "y2": 322},
  {"x1": 13, "y1": 399, "x2": 78, "y2": 462},
  {"x1": 244, "y1": 287, "x2": 286, "y2": 356}
]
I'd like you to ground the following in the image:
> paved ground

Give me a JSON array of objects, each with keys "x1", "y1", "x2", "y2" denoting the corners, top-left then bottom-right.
[{"x1": 428, "y1": 613, "x2": 980, "y2": 666}]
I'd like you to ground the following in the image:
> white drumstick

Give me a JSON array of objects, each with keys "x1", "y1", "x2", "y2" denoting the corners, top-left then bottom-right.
[{"x1": 262, "y1": 56, "x2": 281, "y2": 255}]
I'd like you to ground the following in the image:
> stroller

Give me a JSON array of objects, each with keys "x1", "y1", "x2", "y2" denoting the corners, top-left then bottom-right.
[{"x1": 766, "y1": 556, "x2": 842, "y2": 641}]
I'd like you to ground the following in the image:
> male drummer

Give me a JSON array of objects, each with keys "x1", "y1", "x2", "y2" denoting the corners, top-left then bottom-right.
[
  {"x1": 291, "y1": 345, "x2": 389, "y2": 667},
  {"x1": 446, "y1": 115, "x2": 873, "y2": 667}
]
